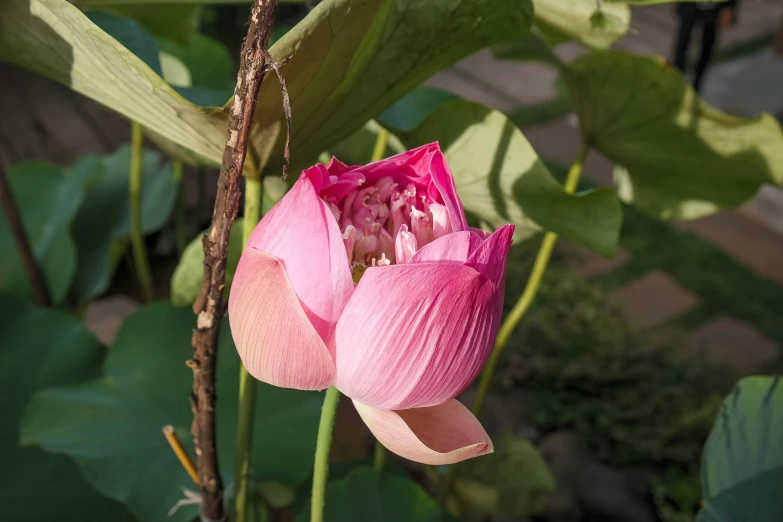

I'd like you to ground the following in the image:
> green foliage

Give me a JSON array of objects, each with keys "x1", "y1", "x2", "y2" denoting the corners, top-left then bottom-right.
[
  {"x1": 563, "y1": 51, "x2": 783, "y2": 219},
  {"x1": 96, "y1": 5, "x2": 201, "y2": 45},
  {"x1": 171, "y1": 218, "x2": 244, "y2": 307},
  {"x1": 295, "y1": 467, "x2": 453, "y2": 522},
  {"x1": 68, "y1": 145, "x2": 177, "y2": 304},
  {"x1": 532, "y1": 0, "x2": 630, "y2": 49},
  {"x1": 0, "y1": 162, "x2": 83, "y2": 304},
  {"x1": 252, "y1": 0, "x2": 534, "y2": 171},
  {"x1": 453, "y1": 432, "x2": 556, "y2": 518},
  {"x1": 22, "y1": 303, "x2": 323, "y2": 522},
  {"x1": 158, "y1": 33, "x2": 236, "y2": 106},
  {"x1": 397, "y1": 100, "x2": 622, "y2": 255},
  {"x1": 0, "y1": 0, "x2": 533, "y2": 172},
  {"x1": 0, "y1": 0, "x2": 228, "y2": 166},
  {"x1": 86, "y1": 10, "x2": 163, "y2": 73},
  {"x1": 698, "y1": 377, "x2": 783, "y2": 522},
  {"x1": 377, "y1": 88, "x2": 460, "y2": 132},
  {"x1": 496, "y1": 241, "x2": 733, "y2": 470},
  {"x1": 0, "y1": 292, "x2": 132, "y2": 521}
]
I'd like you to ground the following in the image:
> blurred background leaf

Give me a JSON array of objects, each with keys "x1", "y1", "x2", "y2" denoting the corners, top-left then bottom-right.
[
  {"x1": 68, "y1": 145, "x2": 177, "y2": 304},
  {"x1": 0, "y1": 292, "x2": 133, "y2": 521},
  {"x1": 0, "y1": 162, "x2": 83, "y2": 304},
  {"x1": 698, "y1": 376, "x2": 783, "y2": 522},
  {"x1": 22, "y1": 303, "x2": 323, "y2": 522},
  {"x1": 563, "y1": 51, "x2": 783, "y2": 220}
]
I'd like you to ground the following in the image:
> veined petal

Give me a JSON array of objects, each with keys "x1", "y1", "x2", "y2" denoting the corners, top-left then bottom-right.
[
  {"x1": 409, "y1": 231, "x2": 472, "y2": 264},
  {"x1": 353, "y1": 399, "x2": 493, "y2": 465},
  {"x1": 229, "y1": 249, "x2": 336, "y2": 390},
  {"x1": 428, "y1": 147, "x2": 468, "y2": 233},
  {"x1": 465, "y1": 224, "x2": 514, "y2": 287},
  {"x1": 247, "y1": 175, "x2": 354, "y2": 345},
  {"x1": 335, "y1": 263, "x2": 500, "y2": 410}
]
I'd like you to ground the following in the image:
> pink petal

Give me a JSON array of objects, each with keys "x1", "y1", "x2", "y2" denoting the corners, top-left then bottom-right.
[
  {"x1": 334, "y1": 263, "x2": 501, "y2": 410},
  {"x1": 409, "y1": 231, "x2": 472, "y2": 264},
  {"x1": 428, "y1": 147, "x2": 469, "y2": 233},
  {"x1": 228, "y1": 249, "x2": 336, "y2": 390},
  {"x1": 247, "y1": 175, "x2": 354, "y2": 346},
  {"x1": 465, "y1": 224, "x2": 514, "y2": 287},
  {"x1": 394, "y1": 225, "x2": 418, "y2": 264},
  {"x1": 353, "y1": 399, "x2": 493, "y2": 465}
]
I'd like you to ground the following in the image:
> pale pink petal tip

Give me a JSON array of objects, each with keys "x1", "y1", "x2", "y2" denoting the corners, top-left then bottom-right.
[
  {"x1": 228, "y1": 248, "x2": 336, "y2": 391},
  {"x1": 466, "y1": 224, "x2": 515, "y2": 286},
  {"x1": 353, "y1": 399, "x2": 494, "y2": 465}
]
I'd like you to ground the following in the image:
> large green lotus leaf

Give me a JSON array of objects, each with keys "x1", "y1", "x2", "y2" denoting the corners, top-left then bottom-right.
[
  {"x1": 0, "y1": 292, "x2": 132, "y2": 521},
  {"x1": 399, "y1": 100, "x2": 621, "y2": 256},
  {"x1": 0, "y1": 0, "x2": 228, "y2": 165},
  {"x1": 22, "y1": 302, "x2": 323, "y2": 522},
  {"x1": 68, "y1": 145, "x2": 177, "y2": 304},
  {"x1": 250, "y1": 0, "x2": 533, "y2": 170},
  {"x1": 171, "y1": 218, "x2": 244, "y2": 307},
  {"x1": 295, "y1": 467, "x2": 452, "y2": 522},
  {"x1": 698, "y1": 377, "x2": 783, "y2": 522},
  {"x1": 533, "y1": 0, "x2": 629, "y2": 49},
  {"x1": 564, "y1": 51, "x2": 783, "y2": 220},
  {"x1": 453, "y1": 433, "x2": 555, "y2": 518},
  {"x1": 0, "y1": 162, "x2": 83, "y2": 304}
]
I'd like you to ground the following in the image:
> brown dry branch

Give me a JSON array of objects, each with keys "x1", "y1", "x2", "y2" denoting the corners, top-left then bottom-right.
[
  {"x1": 0, "y1": 165, "x2": 51, "y2": 307},
  {"x1": 189, "y1": 0, "x2": 280, "y2": 520}
]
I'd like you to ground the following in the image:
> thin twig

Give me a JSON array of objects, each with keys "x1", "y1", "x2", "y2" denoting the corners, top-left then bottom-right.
[
  {"x1": 163, "y1": 425, "x2": 199, "y2": 485},
  {"x1": 0, "y1": 165, "x2": 50, "y2": 307},
  {"x1": 189, "y1": 1, "x2": 280, "y2": 520}
]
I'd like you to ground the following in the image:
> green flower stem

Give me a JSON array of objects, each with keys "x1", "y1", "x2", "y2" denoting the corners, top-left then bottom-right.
[
  {"x1": 471, "y1": 142, "x2": 589, "y2": 416},
  {"x1": 311, "y1": 387, "x2": 341, "y2": 522},
  {"x1": 371, "y1": 127, "x2": 389, "y2": 162},
  {"x1": 129, "y1": 121, "x2": 154, "y2": 303},
  {"x1": 173, "y1": 160, "x2": 186, "y2": 255},
  {"x1": 373, "y1": 441, "x2": 385, "y2": 472},
  {"x1": 235, "y1": 176, "x2": 263, "y2": 522}
]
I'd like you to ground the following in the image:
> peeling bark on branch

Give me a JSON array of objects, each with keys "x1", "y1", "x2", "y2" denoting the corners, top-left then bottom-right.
[{"x1": 190, "y1": 1, "x2": 280, "y2": 520}]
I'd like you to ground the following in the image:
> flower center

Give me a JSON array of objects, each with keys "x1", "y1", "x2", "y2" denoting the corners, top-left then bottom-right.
[{"x1": 321, "y1": 175, "x2": 449, "y2": 269}]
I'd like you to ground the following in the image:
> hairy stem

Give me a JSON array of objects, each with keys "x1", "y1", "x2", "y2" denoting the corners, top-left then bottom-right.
[
  {"x1": 189, "y1": 1, "x2": 279, "y2": 520},
  {"x1": 0, "y1": 165, "x2": 51, "y2": 307},
  {"x1": 234, "y1": 177, "x2": 262, "y2": 522},
  {"x1": 471, "y1": 143, "x2": 589, "y2": 415},
  {"x1": 129, "y1": 122, "x2": 154, "y2": 303},
  {"x1": 311, "y1": 387, "x2": 341, "y2": 522}
]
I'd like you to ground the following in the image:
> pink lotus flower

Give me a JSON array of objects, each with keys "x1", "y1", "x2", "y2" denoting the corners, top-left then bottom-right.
[{"x1": 229, "y1": 143, "x2": 513, "y2": 465}]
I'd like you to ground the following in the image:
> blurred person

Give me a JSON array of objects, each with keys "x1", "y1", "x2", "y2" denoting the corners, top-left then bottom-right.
[{"x1": 673, "y1": 0, "x2": 739, "y2": 92}]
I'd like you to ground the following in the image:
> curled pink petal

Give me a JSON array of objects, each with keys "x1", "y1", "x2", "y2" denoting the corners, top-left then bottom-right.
[
  {"x1": 335, "y1": 263, "x2": 501, "y2": 410},
  {"x1": 353, "y1": 399, "x2": 493, "y2": 465},
  {"x1": 428, "y1": 148, "x2": 468, "y2": 233},
  {"x1": 247, "y1": 175, "x2": 354, "y2": 346},
  {"x1": 465, "y1": 224, "x2": 514, "y2": 287},
  {"x1": 409, "y1": 231, "x2": 473, "y2": 264},
  {"x1": 228, "y1": 249, "x2": 336, "y2": 390}
]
